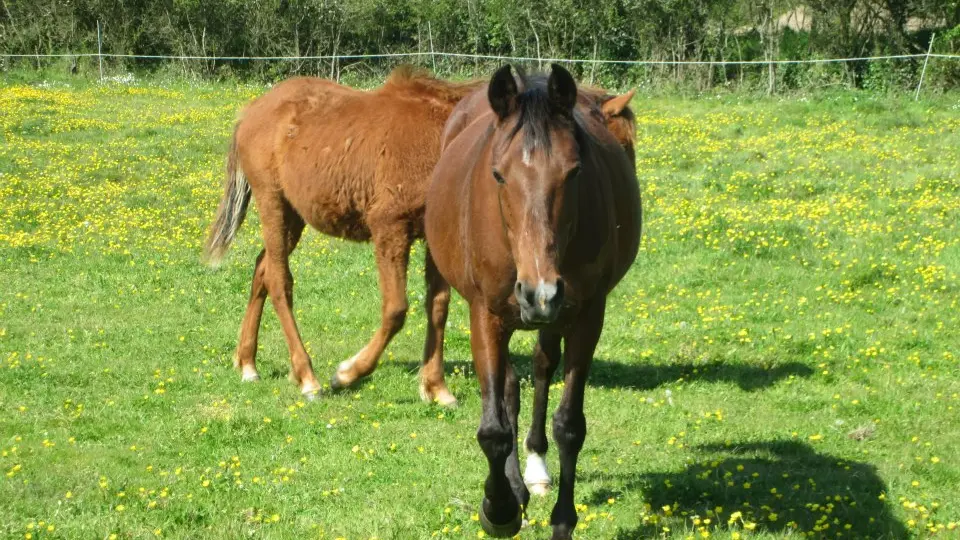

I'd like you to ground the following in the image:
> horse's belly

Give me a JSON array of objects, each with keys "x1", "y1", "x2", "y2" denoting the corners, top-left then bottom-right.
[
  {"x1": 306, "y1": 205, "x2": 372, "y2": 241},
  {"x1": 284, "y1": 181, "x2": 373, "y2": 242}
]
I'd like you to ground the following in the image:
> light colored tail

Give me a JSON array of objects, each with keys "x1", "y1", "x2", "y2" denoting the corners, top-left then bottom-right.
[{"x1": 202, "y1": 127, "x2": 251, "y2": 266}]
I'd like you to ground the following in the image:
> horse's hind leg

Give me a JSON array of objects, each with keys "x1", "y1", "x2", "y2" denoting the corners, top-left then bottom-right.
[
  {"x1": 419, "y1": 248, "x2": 456, "y2": 406},
  {"x1": 256, "y1": 192, "x2": 320, "y2": 396},
  {"x1": 331, "y1": 225, "x2": 411, "y2": 390},
  {"x1": 234, "y1": 249, "x2": 268, "y2": 382}
]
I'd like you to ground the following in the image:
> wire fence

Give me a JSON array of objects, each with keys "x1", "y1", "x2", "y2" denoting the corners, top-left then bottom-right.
[
  {"x1": 5, "y1": 50, "x2": 960, "y2": 64},
  {"x1": 3, "y1": 40, "x2": 958, "y2": 97}
]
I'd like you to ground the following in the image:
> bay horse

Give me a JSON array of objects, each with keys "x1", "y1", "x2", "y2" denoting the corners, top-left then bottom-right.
[{"x1": 424, "y1": 64, "x2": 641, "y2": 539}]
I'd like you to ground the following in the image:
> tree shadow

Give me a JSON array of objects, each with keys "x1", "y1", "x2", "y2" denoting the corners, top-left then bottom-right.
[
  {"x1": 396, "y1": 356, "x2": 813, "y2": 393},
  {"x1": 586, "y1": 440, "x2": 908, "y2": 539}
]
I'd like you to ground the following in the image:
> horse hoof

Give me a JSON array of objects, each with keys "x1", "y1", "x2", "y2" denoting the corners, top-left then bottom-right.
[
  {"x1": 527, "y1": 481, "x2": 551, "y2": 496},
  {"x1": 240, "y1": 365, "x2": 260, "y2": 382},
  {"x1": 419, "y1": 384, "x2": 458, "y2": 408},
  {"x1": 437, "y1": 393, "x2": 458, "y2": 408},
  {"x1": 329, "y1": 373, "x2": 346, "y2": 392},
  {"x1": 479, "y1": 501, "x2": 522, "y2": 538},
  {"x1": 432, "y1": 387, "x2": 458, "y2": 408},
  {"x1": 550, "y1": 524, "x2": 575, "y2": 540},
  {"x1": 524, "y1": 453, "x2": 551, "y2": 496}
]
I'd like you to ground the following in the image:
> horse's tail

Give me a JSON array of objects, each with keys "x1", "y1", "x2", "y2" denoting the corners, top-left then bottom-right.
[{"x1": 203, "y1": 126, "x2": 251, "y2": 267}]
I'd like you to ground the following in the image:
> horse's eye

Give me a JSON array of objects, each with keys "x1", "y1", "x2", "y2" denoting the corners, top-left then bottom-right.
[
  {"x1": 565, "y1": 166, "x2": 581, "y2": 182},
  {"x1": 492, "y1": 170, "x2": 506, "y2": 185}
]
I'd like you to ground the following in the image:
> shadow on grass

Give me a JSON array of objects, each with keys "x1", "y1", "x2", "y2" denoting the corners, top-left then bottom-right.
[
  {"x1": 396, "y1": 356, "x2": 813, "y2": 393},
  {"x1": 585, "y1": 358, "x2": 813, "y2": 392},
  {"x1": 588, "y1": 440, "x2": 908, "y2": 539}
]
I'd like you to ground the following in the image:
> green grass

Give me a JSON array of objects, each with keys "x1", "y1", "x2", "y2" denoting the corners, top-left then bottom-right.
[{"x1": 1, "y1": 78, "x2": 959, "y2": 539}]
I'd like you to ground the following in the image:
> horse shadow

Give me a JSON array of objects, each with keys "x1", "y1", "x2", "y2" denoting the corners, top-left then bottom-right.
[
  {"x1": 580, "y1": 358, "x2": 812, "y2": 392},
  {"x1": 585, "y1": 440, "x2": 908, "y2": 539},
  {"x1": 396, "y1": 355, "x2": 812, "y2": 394}
]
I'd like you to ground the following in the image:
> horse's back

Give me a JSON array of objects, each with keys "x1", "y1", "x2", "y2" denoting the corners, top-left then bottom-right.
[
  {"x1": 234, "y1": 76, "x2": 362, "y2": 183},
  {"x1": 234, "y1": 75, "x2": 456, "y2": 240}
]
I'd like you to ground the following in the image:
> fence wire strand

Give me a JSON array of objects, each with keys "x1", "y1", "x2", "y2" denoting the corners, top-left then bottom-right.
[{"x1": 0, "y1": 50, "x2": 948, "y2": 65}]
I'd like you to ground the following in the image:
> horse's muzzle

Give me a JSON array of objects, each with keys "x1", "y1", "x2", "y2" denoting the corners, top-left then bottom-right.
[{"x1": 516, "y1": 279, "x2": 564, "y2": 326}]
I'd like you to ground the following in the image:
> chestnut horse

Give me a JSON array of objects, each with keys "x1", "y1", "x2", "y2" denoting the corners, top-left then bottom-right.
[
  {"x1": 425, "y1": 64, "x2": 641, "y2": 539},
  {"x1": 203, "y1": 67, "x2": 480, "y2": 403}
]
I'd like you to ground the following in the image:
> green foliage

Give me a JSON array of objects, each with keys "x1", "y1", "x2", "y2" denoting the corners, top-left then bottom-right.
[{"x1": 1, "y1": 0, "x2": 959, "y2": 90}]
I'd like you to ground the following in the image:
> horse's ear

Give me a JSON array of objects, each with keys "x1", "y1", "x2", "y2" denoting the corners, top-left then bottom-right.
[
  {"x1": 488, "y1": 64, "x2": 519, "y2": 120},
  {"x1": 602, "y1": 88, "x2": 636, "y2": 118},
  {"x1": 548, "y1": 63, "x2": 577, "y2": 113}
]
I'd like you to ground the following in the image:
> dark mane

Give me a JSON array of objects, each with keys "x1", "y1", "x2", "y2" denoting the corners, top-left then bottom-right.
[{"x1": 508, "y1": 72, "x2": 575, "y2": 156}]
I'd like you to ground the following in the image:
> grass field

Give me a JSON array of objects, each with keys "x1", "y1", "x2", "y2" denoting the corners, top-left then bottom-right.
[{"x1": 1, "y1": 77, "x2": 959, "y2": 539}]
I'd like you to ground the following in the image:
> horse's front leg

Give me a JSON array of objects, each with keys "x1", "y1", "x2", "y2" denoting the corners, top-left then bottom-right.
[
  {"x1": 470, "y1": 304, "x2": 522, "y2": 538},
  {"x1": 524, "y1": 329, "x2": 562, "y2": 495},
  {"x1": 330, "y1": 226, "x2": 411, "y2": 391},
  {"x1": 419, "y1": 248, "x2": 457, "y2": 406},
  {"x1": 503, "y1": 361, "x2": 531, "y2": 511},
  {"x1": 550, "y1": 300, "x2": 605, "y2": 540}
]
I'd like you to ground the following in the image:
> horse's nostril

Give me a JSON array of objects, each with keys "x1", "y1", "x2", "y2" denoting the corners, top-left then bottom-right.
[{"x1": 515, "y1": 281, "x2": 532, "y2": 307}]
